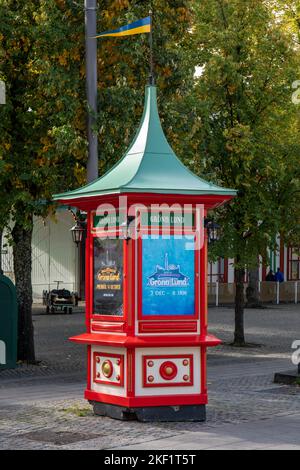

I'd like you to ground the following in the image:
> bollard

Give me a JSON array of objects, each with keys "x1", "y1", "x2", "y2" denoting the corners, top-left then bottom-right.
[{"x1": 276, "y1": 282, "x2": 280, "y2": 305}]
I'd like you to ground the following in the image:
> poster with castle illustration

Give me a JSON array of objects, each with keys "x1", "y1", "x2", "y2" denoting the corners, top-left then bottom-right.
[
  {"x1": 142, "y1": 236, "x2": 195, "y2": 316},
  {"x1": 93, "y1": 238, "x2": 123, "y2": 316}
]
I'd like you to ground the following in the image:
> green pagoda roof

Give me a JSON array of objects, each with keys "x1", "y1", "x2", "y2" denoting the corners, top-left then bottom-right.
[{"x1": 53, "y1": 86, "x2": 236, "y2": 201}]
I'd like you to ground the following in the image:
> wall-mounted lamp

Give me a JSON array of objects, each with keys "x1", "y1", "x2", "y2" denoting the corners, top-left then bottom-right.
[{"x1": 70, "y1": 221, "x2": 85, "y2": 246}]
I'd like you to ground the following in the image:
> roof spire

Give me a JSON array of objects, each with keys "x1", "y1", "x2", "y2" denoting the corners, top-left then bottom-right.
[{"x1": 53, "y1": 86, "x2": 236, "y2": 201}]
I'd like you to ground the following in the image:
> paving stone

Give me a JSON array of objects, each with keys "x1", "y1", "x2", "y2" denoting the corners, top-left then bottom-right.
[{"x1": 0, "y1": 305, "x2": 299, "y2": 449}]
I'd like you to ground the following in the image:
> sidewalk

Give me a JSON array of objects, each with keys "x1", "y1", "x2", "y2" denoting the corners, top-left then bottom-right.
[
  {"x1": 0, "y1": 305, "x2": 299, "y2": 450},
  {"x1": 116, "y1": 413, "x2": 300, "y2": 450}
]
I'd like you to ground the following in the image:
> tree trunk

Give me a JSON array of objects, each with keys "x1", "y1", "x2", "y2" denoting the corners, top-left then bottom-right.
[
  {"x1": 234, "y1": 267, "x2": 246, "y2": 346},
  {"x1": 246, "y1": 267, "x2": 261, "y2": 307},
  {"x1": 12, "y1": 215, "x2": 35, "y2": 363}
]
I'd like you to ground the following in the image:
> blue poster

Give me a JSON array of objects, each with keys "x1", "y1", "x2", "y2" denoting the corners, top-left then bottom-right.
[{"x1": 142, "y1": 236, "x2": 195, "y2": 316}]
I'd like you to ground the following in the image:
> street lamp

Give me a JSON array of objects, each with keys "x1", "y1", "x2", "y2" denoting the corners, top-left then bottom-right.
[
  {"x1": 70, "y1": 221, "x2": 85, "y2": 246},
  {"x1": 70, "y1": 219, "x2": 86, "y2": 299},
  {"x1": 205, "y1": 219, "x2": 221, "y2": 244}
]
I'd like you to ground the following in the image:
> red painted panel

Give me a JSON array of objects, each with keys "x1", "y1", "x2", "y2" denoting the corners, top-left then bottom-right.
[
  {"x1": 91, "y1": 321, "x2": 126, "y2": 333},
  {"x1": 126, "y1": 349, "x2": 135, "y2": 397},
  {"x1": 138, "y1": 321, "x2": 198, "y2": 334},
  {"x1": 85, "y1": 390, "x2": 208, "y2": 408},
  {"x1": 85, "y1": 212, "x2": 92, "y2": 332},
  {"x1": 87, "y1": 345, "x2": 91, "y2": 390},
  {"x1": 200, "y1": 217, "x2": 208, "y2": 336},
  {"x1": 58, "y1": 193, "x2": 234, "y2": 213},
  {"x1": 70, "y1": 333, "x2": 221, "y2": 348},
  {"x1": 142, "y1": 354, "x2": 194, "y2": 388},
  {"x1": 93, "y1": 352, "x2": 124, "y2": 387}
]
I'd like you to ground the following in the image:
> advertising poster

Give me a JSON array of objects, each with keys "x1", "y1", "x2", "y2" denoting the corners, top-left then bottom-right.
[
  {"x1": 94, "y1": 238, "x2": 123, "y2": 316},
  {"x1": 142, "y1": 235, "x2": 195, "y2": 316}
]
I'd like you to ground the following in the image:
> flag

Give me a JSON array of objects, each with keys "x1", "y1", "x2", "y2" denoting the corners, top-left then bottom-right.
[{"x1": 94, "y1": 16, "x2": 151, "y2": 39}]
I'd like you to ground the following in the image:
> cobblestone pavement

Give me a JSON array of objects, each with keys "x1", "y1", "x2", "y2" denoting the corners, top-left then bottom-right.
[{"x1": 0, "y1": 304, "x2": 299, "y2": 450}]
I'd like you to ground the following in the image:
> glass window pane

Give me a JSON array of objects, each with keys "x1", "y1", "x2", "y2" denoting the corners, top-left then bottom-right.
[
  {"x1": 93, "y1": 238, "x2": 123, "y2": 316},
  {"x1": 291, "y1": 261, "x2": 299, "y2": 280}
]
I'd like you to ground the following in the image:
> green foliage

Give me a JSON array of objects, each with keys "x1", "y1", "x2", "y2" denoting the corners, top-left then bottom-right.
[
  {"x1": 61, "y1": 404, "x2": 93, "y2": 417},
  {"x1": 0, "y1": 0, "x2": 299, "y2": 266},
  {"x1": 0, "y1": 0, "x2": 87, "y2": 230},
  {"x1": 191, "y1": 0, "x2": 300, "y2": 268},
  {"x1": 0, "y1": 0, "x2": 194, "y2": 229}
]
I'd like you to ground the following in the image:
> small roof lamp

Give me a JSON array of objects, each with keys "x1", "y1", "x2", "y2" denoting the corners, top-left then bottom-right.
[{"x1": 205, "y1": 219, "x2": 221, "y2": 244}]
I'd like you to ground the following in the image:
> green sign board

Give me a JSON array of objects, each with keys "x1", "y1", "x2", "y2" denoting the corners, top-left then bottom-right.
[
  {"x1": 0, "y1": 275, "x2": 17, "y2": 369},
  {"x1": 93, "y1": 211, "x2": 194, "y2": 229},
  {"x1": 94, "y1": 213, "x2": 121, "y2": 229},
  {"x1": 141, "y1": 212, "x2": 194, "y2": 228}
]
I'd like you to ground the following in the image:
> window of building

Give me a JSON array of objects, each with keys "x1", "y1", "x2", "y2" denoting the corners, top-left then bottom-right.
[
  {"x1": 208, "y1": 258, "x2": 228, "y2": 283},
  {"x1": 288, "y1": 247, "x2": 300, "y2": 281}
]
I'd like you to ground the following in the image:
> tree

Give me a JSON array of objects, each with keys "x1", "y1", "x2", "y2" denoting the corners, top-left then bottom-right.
[
  {"x1": 274, "y1": 1, "x2": 300, "y2": 247},
  {"x1": 0, "y1": 0, "x2": 87, "y2": 361},
  {"x1": 191, "y1": 0, "x2": 300, "y2": 345},
  {"x1": 0, "y1": 0, "x2": 195, "y2": 361}
]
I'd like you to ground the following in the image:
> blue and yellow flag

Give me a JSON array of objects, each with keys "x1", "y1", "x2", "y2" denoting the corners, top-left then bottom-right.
[{"x1": 94, "y1": 16, "x2": 151, "y2": 39}]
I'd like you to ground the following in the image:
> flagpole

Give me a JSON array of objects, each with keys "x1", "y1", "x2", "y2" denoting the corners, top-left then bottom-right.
[
  {"x1": 85, "y1": 0, "x2": 99, "y2": 183},
  {"x1": 149, "y1": 10, "x2": 155, "y2": 86}
]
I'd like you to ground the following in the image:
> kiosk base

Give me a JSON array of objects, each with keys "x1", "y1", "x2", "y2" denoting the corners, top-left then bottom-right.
[
  {"x1": 274, "y1": 370, "x2": 300, "y2": 385},
  {"x1": 90, "y1": 401, "x2": 206, "y2": 422}
]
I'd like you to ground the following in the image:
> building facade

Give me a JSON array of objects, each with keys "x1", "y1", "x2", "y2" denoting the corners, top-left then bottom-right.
[
  {"x1": 208, "y1": 242, "x2": 300, "y2": 284},
  {"x1": 1, "y1": 209, "x2": 84, "y2": 303},
  {"x1": 1, "y1": 212, "x2": 299, "y2": 304}
]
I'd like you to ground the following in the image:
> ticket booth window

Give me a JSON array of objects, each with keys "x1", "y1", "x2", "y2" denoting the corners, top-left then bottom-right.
[
  {"x1": 141, "y1": 235, "x2": 195, "y2": 317},
  {"x1": 93, "y1": 238, "x2": 124, "y2": 316}
]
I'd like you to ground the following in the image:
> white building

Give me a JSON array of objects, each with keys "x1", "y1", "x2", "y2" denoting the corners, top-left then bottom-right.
[
  {"x1": 208, "y1": 241, "x2": 300, "y2": 284},
  {"x1": 1, "y1": 208, "x2": 84, "y2": 303}
]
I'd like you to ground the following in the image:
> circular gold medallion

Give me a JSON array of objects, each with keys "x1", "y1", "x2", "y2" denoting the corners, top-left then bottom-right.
[
  {"x1": 102, "y1": 360, "x2": 113, "y2": 379},
  {"x1": 159, "y1": 361, "x2": 178, "y2": 381},
  {"x1": 165, "y1": 366, "x2": 174, "y2": 376}
]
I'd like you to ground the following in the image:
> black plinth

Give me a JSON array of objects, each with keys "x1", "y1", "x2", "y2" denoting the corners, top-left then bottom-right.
[
  {"x1": 90, "y1": 402, "x2": 206, "y2": 422},
  {"x1": 274, "y1": 369, "x2": 300, "y2": 386}
]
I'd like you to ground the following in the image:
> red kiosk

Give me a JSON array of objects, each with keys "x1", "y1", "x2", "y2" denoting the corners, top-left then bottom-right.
[{"x1": 54, "y1": 85, "x2": 236, "y2": 421}]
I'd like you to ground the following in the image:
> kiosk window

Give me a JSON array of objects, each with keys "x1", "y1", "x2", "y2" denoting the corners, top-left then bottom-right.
[
  {"x1": 93, "y1": 238, "x2": 123, "y2": 316},
  {"x1": 142, "y1": 236, "x2": 195, "y2": 316}
]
